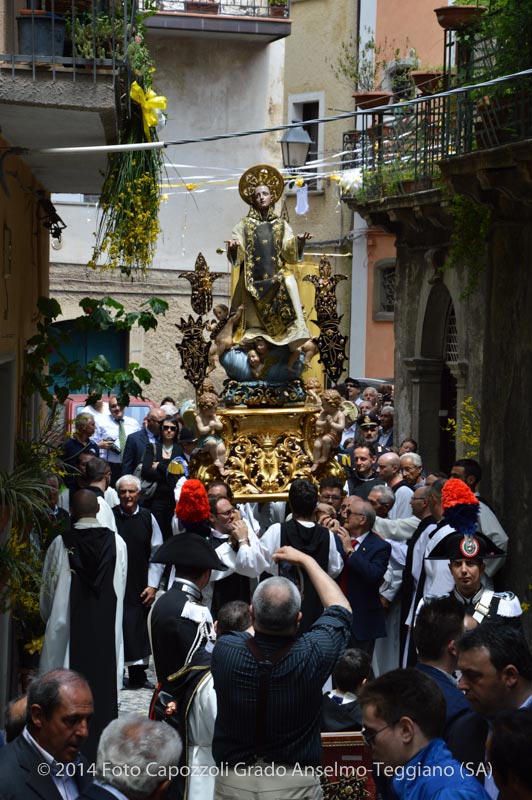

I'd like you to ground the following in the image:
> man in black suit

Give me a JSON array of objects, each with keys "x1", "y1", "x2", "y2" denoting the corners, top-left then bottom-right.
[
  {"x1": 336, "y1": 495, "x2": 391, "y2": 657},
  {"x1": 0, "y1": 669, "x2": 93, "y2": 800},
  {"x1": 78, "y1": 713, "x2": 182, "y2": 800},
  {"x1": 121, "y1": 407, "x2": 166, "y2": 477}
]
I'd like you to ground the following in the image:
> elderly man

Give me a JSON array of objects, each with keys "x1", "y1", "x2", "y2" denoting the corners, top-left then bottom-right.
[
  {"x1": 400, "y1": 452, "x2": 424, "y2": 488},
  {"x1": 336, "y1": 495, "x2": 391, "y2": 656},
  {"x1": 376, "y1": 452, "x2": 413, "y2": 519},
  {"x1": 211, "y1": 546, "x2": 351, "y2": 800},
  {"x1": 40, "y1": 490, "x2": 127, "y2": 762},
  {"x1": 121, "y1": 406, "x2": 167, "y2": 477},
  {"x1": 113, "y1": 475, "x2": 164, "y2": 690},
  {"x1": 97, "y1": 396, "x2": 140, "y2": 486},
  {"x1": 78, "y1": 713, "x2": 182, "y2": 800},
  {"x1": 378, "y1": 406, "x2": 394, "y2": 448},
  {"x1": 0, "y1": 669, "x2": 94, "y2": 799},
  {"x1": 61, "y1": 412, "x2": 100, "y2": 488}
]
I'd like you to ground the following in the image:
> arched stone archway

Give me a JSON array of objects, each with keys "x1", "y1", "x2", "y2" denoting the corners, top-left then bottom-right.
[{"x1": 404, "y1": 283, "x2": 464, "y2": 473}]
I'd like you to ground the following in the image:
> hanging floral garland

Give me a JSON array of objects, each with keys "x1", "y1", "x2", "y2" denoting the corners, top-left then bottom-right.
[{"x1": 89, "y1": 7, "x2": 167, "y2": 276}]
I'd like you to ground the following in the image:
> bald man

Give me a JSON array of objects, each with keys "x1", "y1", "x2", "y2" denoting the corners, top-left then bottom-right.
[{"x1": 376, "y1": 452, "x2": 414, "y2": 519}]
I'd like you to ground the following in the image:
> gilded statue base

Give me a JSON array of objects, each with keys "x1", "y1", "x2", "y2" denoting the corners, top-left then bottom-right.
[
  {"x1": 190, "y1": 406, "x2": 347, "y2": 502},
  {"x1": 221, "y1": 379, "x2": 306, "y2": 407}
]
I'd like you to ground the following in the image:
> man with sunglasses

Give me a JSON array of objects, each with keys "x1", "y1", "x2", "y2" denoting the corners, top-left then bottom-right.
[
  {"x1": 121, "y1": 406, "x2": 166, "y2": 477},
  {"x1": 336, "y1": 495, "x2": 391, "y2": 657},
  {"x1": 359, "y1": 668, "x2": 490, "y2": 799}
]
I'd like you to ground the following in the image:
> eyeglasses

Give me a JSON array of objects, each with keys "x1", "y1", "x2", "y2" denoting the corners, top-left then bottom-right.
[
  {"x1": 361, "y1": 723, "x2": 396, "y2": 746},
  {"x1": 320, "y1": 493, "x2": 342, "y2": 502},
  {"x1": 109, "y1": 403, "x2": 121, "y2": 409},
  {"x1": 340, "y1": 509, "x2": 367, "y2": 518},
  {"x1": 217, "y1": 508, "x2": 235, "y2": 517},
  {"x1": 162, "y1": 426, "x2": 177, "y2": 431},
  {"x1": 148, "y1": 416, "x2": 162, "y2": 423}
]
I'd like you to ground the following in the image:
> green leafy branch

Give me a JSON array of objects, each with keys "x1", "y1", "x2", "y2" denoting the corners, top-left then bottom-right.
[{"x1": 24, "y1": 295, "x2": 168, "y2": 409}]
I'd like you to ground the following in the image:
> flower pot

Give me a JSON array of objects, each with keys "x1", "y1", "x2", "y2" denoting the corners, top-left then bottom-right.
[
  {"x1": 269, "y1": 4, "x2": 287, "y2": 17},
  {"x1": 17, "y1": 11, "x2": 65, "y2": 57},
  {"x1": 434, "y1": 6, "x2": 486, "y2": 30},
  {"x1": 412, "y1": 70, "x2": 443, "y2": 96},
  {"x1": 184, "y1": 1, "x2": 219, "y2": 13},
  {"x1": 352, "y1": 91, "x2": 393, "y2": 111}
]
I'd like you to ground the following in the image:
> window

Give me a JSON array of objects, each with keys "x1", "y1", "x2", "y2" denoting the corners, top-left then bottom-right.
[
  {"x1": 287, "y1": 92, "x2": 324, "y2": 191},
  {"x1": 373, "y1": 259, "x2": 396, "y2": 320}
]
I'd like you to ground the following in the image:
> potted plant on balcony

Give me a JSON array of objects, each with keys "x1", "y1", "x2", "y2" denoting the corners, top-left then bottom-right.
[
  {"x1": 66, "y1": 9, "x2": 125, "y2": 63},
  {"x1": 332, "y1": 30, "x2": 394, "y2": 110},
  {"x1": 411, "y1": 68, "x2": 444, "y2": 96},
  {"x1": 184, "y1": 0, "x2": 220, "y2": 14},
  {"x1": 434, "y1": 4, "x2": 487, "y2": 30},
  {"x1": 269, "y1": 0, "x2": 287, "y2": 18},
  {"x1": 17, "y1": 2, "x2": 66, "y2": 59}
]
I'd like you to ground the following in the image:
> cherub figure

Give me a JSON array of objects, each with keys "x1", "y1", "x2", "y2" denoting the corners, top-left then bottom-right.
[
  {"x1": 311, "y1": 389, "x2": 345, "y2": 472},
  {"x1": 246, "y1": 348, "x2": 263, "y2": 379},
  {"x1": 287, "y1": 338, "x2": 319, "y2": 372},
  {"x1": 305, "y1": 377, "x2": 323, "y2": 406},
  {"x1": 208, "y1": 303, "x2": 244, "y2": 371},
  {"x1": 194, "y1": 392, "x2": 226, "y2": 474}
]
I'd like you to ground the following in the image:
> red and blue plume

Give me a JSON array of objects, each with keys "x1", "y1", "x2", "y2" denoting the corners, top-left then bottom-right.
[
  {"x1": 441, "y1": 478, "x2": 479, "y2": 536},
  {"x1": 175, "y1": 479, "x2": 210, "y2": 523}
]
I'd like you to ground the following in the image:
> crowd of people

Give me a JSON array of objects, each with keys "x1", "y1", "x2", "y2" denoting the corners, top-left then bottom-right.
[{"x1": 0, "y1": 386, "x2": 530, "y2": 800}]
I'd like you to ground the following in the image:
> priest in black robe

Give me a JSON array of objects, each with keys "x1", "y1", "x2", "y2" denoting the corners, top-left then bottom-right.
[
  {"x1": 40, "y1": 490, "x2": 127, "y2": 763},
  {"x1": 113, "y1": 474, "x2": 164, "y2": 689}
]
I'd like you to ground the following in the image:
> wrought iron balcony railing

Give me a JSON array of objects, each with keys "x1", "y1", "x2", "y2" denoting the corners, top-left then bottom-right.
[
  {"x1": 341, "y1": 72, "x2": 532, "y2": 202},
  {"x1": 0, "y1": 0, "x2": 136, "y2": 83},
  {"x1": 150, "y1": 0, "x2": 290, "y2": 18}
]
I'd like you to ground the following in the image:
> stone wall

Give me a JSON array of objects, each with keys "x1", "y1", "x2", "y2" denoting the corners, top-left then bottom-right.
[{"x1": 49, "y1": 263, "x2": 231, "y2": 408}]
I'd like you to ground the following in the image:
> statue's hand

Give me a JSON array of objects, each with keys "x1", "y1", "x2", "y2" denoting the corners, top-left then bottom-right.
[{"x1": 297, "y1": 232, "x2": 313, "y2": 242}]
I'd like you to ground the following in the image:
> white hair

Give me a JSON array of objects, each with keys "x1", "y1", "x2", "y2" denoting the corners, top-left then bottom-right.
[
  {"x1": 380, "y1": 406, "x2": 394, "y2": 415},
  {"x1": 369, "y1": 485, "x2": 396, "y2": 507},
  {"x1": 96, "y1": 714, "x2": 182, "y2": 800},
  {"x1": 115, "y1": 475, "x2": 141, "y2": 492},
  {"x1": 400, "y1": 452, "x2": 423, "y2": 468},
  {"x1": 252, "y1": 577, "x2": 301, "y2": 631}
]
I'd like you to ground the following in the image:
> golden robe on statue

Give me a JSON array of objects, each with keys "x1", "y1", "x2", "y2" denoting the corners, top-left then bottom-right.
[{"x1": 229, "y1": 206, "x2": 310, "y2": 351}]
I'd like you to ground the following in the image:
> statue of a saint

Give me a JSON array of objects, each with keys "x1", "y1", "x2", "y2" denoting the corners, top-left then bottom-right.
[{"x1": 226, "y1": 165, "x2": 312, "y2": 352}]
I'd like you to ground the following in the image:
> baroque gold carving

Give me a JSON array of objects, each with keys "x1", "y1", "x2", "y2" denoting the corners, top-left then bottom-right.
[{"x1": 192, "y1": 407, "x2": 345, "y2": 502}]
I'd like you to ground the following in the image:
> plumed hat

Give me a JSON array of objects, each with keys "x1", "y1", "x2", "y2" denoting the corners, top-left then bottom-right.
[
  {"x1": 151, "y1": 532, "x2": 228, "y2": 570},
  {"x1": 427, "y1": 530, "x2": 505, "y2": 561},
  {"x1": 441, "y1": 478, "x2": 479, "y2": 537},
  {"x1": 175, "y1": 479, "x2": 210, "y2": 524}
]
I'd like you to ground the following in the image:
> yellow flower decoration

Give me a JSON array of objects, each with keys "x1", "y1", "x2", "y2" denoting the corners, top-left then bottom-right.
[
  {"x1": 185, "y1": 183, "x2": 197, "y2": 191},
  {"x1": 130, "y1": 81, "x2": 167, "y2": 141},
  {"x1": 294, "y1": 177, "x2": 305, "y2": 187},
  {"x1": 330, "y1": 173, "x2": 341, "y2": 183}
]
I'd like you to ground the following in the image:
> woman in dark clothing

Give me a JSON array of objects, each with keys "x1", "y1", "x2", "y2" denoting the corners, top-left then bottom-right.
[{"x1": 141, "y1": 416, "x2": 181, "y2": 540}]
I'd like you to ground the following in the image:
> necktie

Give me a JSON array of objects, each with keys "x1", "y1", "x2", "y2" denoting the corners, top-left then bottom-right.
[
  {"x1": 351, "y1": 538, "x2": 359, "y2": 551},
  {"x1": 118, "y1": 419, "x2": 126, "y2": 455}
]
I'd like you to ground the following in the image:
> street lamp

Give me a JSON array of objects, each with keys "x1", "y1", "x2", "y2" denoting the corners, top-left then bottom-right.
[{"x1": 279, "y1": 126, "x2": 313, "y2": 169}]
